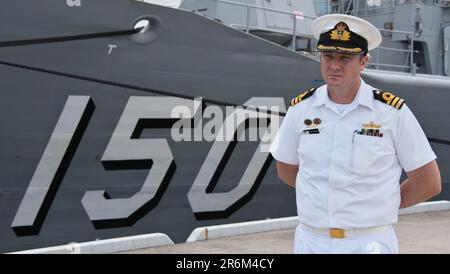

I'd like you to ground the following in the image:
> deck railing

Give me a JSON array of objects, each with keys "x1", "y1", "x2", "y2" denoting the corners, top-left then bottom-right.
[{"x1": 185, "y1": 0, "x2": 417, "y2": 74}]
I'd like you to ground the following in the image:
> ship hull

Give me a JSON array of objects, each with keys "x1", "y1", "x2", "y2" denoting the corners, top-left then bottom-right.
[{"x1": 0, "y1": 0, "x2": 448, "y2": 252}]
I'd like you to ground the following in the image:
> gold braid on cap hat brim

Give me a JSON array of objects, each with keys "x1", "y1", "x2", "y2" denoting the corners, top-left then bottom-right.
[{"x1": 317, "y1": 44, "x2": 363, "y2": 53}]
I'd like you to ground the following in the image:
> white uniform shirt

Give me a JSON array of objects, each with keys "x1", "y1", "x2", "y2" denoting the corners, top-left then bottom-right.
[{"x1": 270, "y1": 79, "x2": 436, "y2": 229}]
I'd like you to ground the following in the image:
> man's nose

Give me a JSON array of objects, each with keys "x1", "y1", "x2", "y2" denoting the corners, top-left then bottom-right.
[{"x1": 329, "y1": 61, "x2": 340, "y2": 71}]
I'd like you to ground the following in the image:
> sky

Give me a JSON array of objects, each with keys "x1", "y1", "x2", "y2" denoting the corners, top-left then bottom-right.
[{"x1": 142, "y1": 0, "x2": 182, "y2": 7}]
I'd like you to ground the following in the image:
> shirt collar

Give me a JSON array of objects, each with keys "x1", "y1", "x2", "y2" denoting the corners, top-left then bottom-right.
[{"x1": 313, "y1": 78, "x2": 373, "y2": 110}]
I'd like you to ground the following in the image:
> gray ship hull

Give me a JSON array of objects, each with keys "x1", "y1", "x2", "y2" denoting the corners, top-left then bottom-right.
[{"x1": 0, "y1": 0, "x2": 448, "y2": 253}]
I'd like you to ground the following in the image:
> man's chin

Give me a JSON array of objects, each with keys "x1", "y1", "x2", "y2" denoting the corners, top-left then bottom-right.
[{"x1": 325, "y1": 80, "x2": 342, "y2": 88}]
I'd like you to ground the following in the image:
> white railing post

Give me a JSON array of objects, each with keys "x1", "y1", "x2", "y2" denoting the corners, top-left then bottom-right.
[
  {"x1": 292, "y1": 15, "x2": 296, "y2": 51},
  {"x1": 376, "y1": 47, "x2": 380, "y2": 70},
  {"x1": 246, "y1": 5, "x2": 250, "y2": 33},
  {"x1": 410, "y1": 34, "x2": 416, "y2": 75}
]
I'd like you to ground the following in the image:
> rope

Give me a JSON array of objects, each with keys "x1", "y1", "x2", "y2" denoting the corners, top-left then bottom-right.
[{"x1": 0, "y1": 28, "x2": 143, "y2": 48}]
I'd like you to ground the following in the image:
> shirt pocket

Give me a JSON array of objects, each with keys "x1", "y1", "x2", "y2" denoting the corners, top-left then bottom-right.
[
  {"x1": 297, "y1": 126, "x2": 332, "y2": 169},
  {"x1": 351, "y1": 134, "x2": 394, "y2": 176}
]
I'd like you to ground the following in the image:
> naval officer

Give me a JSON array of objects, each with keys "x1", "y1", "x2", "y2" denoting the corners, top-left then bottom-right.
[{"x1": 270, "y1": 14, "x2": 441, "y2": 254}]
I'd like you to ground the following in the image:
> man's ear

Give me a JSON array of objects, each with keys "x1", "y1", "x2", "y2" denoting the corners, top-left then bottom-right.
[
  {"x1": 360, "y1": 58, "x2": 368, "y2": 71},
  {"x1": 361, "y1": 56, "x2": 369, "y2": 66}
]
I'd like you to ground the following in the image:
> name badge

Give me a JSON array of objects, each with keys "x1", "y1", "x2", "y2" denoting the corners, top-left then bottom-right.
[{"x1": 303, "y1": 128, "x2": 320, "y2": 134}]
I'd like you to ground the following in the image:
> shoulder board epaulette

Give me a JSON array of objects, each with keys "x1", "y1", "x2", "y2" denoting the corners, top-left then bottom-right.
[
  {"x1": 372, "y1": 89, "x2": 405, "y2": 109},
  {"x1": 290, "y1": 87, "x2": 317, "y2": 107}
]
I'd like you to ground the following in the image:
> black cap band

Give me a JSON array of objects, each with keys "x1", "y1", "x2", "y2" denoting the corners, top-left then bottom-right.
[{"x1": 317, "y1": 22, "x2": 368, "y2": 54}]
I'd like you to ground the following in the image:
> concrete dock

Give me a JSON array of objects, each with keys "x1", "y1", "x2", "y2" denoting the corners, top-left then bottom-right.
[{"x1": 121, "y1": 210, "x2": 450, "y2": 254}]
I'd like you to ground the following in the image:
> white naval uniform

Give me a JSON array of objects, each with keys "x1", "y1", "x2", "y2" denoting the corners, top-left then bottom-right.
[{"x1": 270, "y1": 79, "x2": 436, "y2": 254}]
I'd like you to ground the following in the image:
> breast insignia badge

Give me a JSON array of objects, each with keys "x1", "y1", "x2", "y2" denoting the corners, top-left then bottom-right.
[{"x1": 354, "y1": 121, "x2": 383, "y2": 137}]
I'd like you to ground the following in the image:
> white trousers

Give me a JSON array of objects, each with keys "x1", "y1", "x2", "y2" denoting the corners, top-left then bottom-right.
[{"x1": 294, "y1": 224, "x2": 399, "y2": 254}]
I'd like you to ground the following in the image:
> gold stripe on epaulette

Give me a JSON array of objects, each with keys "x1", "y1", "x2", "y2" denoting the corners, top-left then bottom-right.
[
  {"x1": 390, "y1": 96, "x2": 400, "y2": 108},
  {"x1": 290, "y1": 87, "x2": 317, "y2": 107},
  {"x1": 290, "y1": 96, "x2": 299, "y2": 107},
  {"x1": 395, "y1": 98, "x2": 405, "y2": 109}
]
